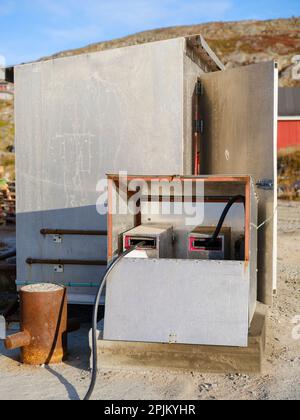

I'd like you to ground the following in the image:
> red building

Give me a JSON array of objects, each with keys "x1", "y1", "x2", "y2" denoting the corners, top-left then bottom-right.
[{"x1": 278, "y1": 88, "x2": 300, "y2": 152}]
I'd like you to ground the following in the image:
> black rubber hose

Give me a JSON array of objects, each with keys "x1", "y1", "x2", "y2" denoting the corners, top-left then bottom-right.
[
  {"x1": 209, "y1": 195, "x2": 245, "y2": 243},
  {"x1": 83, "y1": 242, "x2": 145, "y2": 401},
  {"x1": 0, "y1": 249, "x2": 16, "y2": 261}
]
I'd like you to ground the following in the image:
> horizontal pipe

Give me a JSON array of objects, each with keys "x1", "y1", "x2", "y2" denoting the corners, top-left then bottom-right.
[
  {"x1": 26, "y1": 258, "x2": 107, "y2": 266},
  {"x1": 141, "y1": 195, "x2": 245, "y2": 203},
  {"x1": 40, "y1": 229, "x2": 107, "y2": 236},
  {"x1": 5, "y1": 331, "x2": 31, "y2": 350},
  {"x1": 16, "y1": 281, "x2": 101, "y2": 288}
]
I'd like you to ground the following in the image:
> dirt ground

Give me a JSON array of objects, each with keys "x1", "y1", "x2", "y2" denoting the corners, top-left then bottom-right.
[{"x1": 0, "y1": 200, "x2": 299, "y2": 401}]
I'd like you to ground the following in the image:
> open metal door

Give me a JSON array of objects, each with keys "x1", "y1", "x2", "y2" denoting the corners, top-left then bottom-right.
[{"x1": 200, "y1": 62, "x2": 278, "y2": 305}]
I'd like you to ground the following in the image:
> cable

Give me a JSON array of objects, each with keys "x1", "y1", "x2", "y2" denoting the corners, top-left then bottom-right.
[
  {"x1": 251, "y1": 206, "x2": 278, "y2": 231},
  {"x1": 208, "y1": 195, "x2": 245, "y2": 243},
  {"x1": 83, "y1": 241, "x2": 145, "y2": 401},
  {"x1": 0, "y1": 249, "x2": 16, "y2": 261}
]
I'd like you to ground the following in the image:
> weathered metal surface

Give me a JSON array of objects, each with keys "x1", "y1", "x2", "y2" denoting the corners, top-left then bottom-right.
[
  {"x1": 5, "y1": 284, "x2": 68, "y2": 365},
  {"x1": 5, "y1": 331, "x2": 31, "y2": 350},
  {"x1": 278, "y1": 120, "x2": 300, "y2": 151},
  {"x1": 108, "y1": 175, "x2": 249, "y2": 259},
  {"x1": 278, "y1": 87, "x2": 300, "y2": 117},
  {"x1": 199, "y1": 62, "x2": 278, "y2": 305},
  {"x1": 14, "y1": 38, "x2": 204, "y2": 303},
  {"x1": 104, "y1": 258, "x2": 251, "y2": 347},
  {"x1": 183, "y1": 54, "x2": 204, "y2": 174},
  {"x1": 105, "y1": 175, "x2": 257, "y2": 347}
]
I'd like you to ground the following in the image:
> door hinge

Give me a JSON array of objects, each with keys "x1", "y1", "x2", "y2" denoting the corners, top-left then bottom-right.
[
  {"x1": 256, "y1": 179, "x2": 274, "y2": 191},
  {"x1": 196, "y1": 81, "x2": 204, "y2": 96}
]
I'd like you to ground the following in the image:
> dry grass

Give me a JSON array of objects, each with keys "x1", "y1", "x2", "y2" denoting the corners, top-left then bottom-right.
[
  {"x1": 0, "y1": 99, "x2": 14, "y2": 180},
  {"x1": 278, "y1": 151, "x2": 300, "y2": 200}
]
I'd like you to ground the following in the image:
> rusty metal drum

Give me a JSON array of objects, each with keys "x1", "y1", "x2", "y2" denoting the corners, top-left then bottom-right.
[{"x1": 5, "y1": 284, "x2": 68, "y2": 365}]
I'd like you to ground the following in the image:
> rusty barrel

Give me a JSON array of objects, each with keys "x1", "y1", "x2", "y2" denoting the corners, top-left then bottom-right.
[{"x1": 5, "y1": 284, "x2": 68, "y2": 365}]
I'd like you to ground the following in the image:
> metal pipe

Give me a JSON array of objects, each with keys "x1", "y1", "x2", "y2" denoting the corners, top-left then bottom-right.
[
  {"x1": 40, "y1": 229, "x2": 107, "y2": 236},
  {"x1": 141, "y1": 195, "x2": 245, "y2": 203},
  {"x1": 26, "y1": 258, "x2": 107, "y2": 266},
  {"x1": 5, "y1": 331, "x2": 31, "y2": 350}
]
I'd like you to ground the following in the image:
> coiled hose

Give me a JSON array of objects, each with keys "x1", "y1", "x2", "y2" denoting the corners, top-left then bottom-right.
[{"x1": 83, "y1": 242, "x2": 145, "y2": 401}]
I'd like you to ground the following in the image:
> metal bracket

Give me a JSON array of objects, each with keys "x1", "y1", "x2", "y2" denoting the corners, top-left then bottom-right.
[
  {"x1": 53, "y1": 234, "x2": 62, "y2": 244},
  {"x1": 54, "y1": 265, "x2": 64, "y2": 273},
  {"x1": 169, "y1": 332, "x2": 177, "y2": 344},
  {"x1": 256, "y1": 179, "x2": 274, "y2": 191},
  {"x1": 0, "y1": 315, "x2": 6, "y2": 340}
]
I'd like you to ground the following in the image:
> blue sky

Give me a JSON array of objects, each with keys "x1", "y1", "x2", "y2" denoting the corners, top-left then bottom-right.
[{"x1": 0, "y1": 0, "x2": 299, "y2": 65}]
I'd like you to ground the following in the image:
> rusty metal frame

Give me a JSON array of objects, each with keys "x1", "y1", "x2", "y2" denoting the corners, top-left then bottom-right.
[{"x1": 107, "y1": 175, "x2": 251, "y2": 262}]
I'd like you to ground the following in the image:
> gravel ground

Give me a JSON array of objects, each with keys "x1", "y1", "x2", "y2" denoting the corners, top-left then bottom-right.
[{"x1": 0, "y1": 200, "x2": 299, "y2": 400}]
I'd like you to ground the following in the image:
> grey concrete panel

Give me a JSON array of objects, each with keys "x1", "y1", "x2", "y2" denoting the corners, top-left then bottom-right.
[
  {"x1": 14, "y1": 39, "x2": 188, "y2": 302},
  {"x1": 104, "y1": 258, "x2": 250, "y2": 347},
  {"x1": 200, "y1": 63, "x2": 277, "y2": 305}
]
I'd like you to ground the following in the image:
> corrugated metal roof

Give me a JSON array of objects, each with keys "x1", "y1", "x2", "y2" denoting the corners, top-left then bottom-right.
[{"x1": 278, "y1": 88, "x2": 300, "y2": 117}]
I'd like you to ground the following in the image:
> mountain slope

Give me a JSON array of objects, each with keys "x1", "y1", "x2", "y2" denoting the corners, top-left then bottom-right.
[{"x1": 43, "y1": 17, "x2": 300, "y2": 87}]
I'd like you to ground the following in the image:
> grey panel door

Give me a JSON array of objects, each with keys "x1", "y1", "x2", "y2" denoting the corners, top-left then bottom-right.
[{"x1": 200, "y1": 62, "x2": 278, "y2": 305}]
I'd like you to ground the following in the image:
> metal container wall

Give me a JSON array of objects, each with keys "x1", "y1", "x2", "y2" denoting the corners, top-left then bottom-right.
[{"x1": 15, "y1": 38, "x2": 204, "y2": 304}]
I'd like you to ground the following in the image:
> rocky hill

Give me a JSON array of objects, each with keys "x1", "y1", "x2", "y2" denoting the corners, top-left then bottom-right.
[{"x1": 43, "y1": 17, "x2": 300, "y2": 87}]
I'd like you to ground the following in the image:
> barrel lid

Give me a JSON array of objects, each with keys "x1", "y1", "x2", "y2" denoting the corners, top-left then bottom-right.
[{"x1": 21, "y1": 284, "x2": 64, "y2": 293}]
